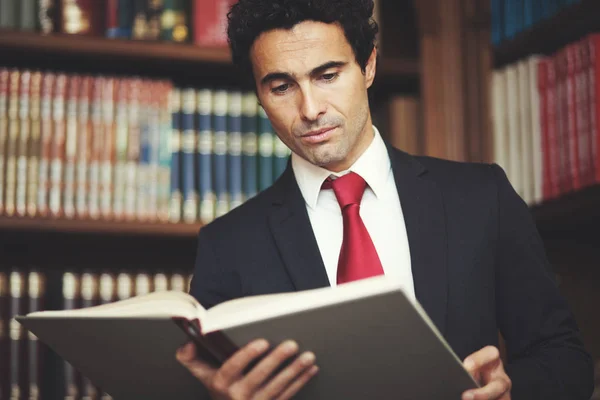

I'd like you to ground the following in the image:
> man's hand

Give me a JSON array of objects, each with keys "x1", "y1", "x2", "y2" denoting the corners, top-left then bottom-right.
[
  {"x1": 176, "y1": 339, "x2": 318, "y2": 400},
  {"x1": 462, "y1": 345, "x2": 511, "y2": 400}
]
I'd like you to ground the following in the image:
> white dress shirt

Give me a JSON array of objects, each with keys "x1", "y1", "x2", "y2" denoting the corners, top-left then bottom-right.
[{"x1": 291, "y1": 125, "x2": 416, "y2": 301}]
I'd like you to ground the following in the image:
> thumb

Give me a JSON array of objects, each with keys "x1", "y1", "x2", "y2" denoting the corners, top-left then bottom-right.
[{"x1": 176, "y1": 342, "x2": 216, "y2": 383}]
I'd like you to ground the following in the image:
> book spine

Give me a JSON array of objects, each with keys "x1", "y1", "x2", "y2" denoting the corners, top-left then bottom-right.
[
  {"x1": 117, "y1": 0, "x2": 135, "y2": 39},
  {"x1": 101, "y1": 77, "x2": 116, "y2": 220},
  {"x1": 37, "y1": 72, "x2": 54, "y2": 218},
  {"x1": 5, "y1": 69, "x2": 20, "y2": 217},
  {"x1": 213, "y1": 90, "x2": 229, "y2": 218},
  {"x1": 9, "y1": 271, "x2": 26, "y2": 400},
  {"x1": 76, "y1": 75, "x2": 92, "y2": 218},
  {"x1": 20, "y1": 0, "x2": 37, "y2": 31},
  {"x1": 60, "y1": 0, "x2": 105, "y2": 36},
  {"x1": 241, "y1": 92, "x2": 258, "y2": 201},
  {"x1": 125, "y1": 78, "x2": 141, "y2": 220},
  {"x1": 27, "y1": 71, "x2": 42, "y2": 217},
  {"x1": 546, "y1": 59, "x2": 560, "y2": 198},
  {"x1": 62, "y1": 272, "x2": 80, "y2": 400},
  {"x1": 49, "y1": 73, "x2": 67, "y2": 218},
  {"x1": 227, "y1": 91, "x2": 243, "y2": 210},
  {"x1": 80, "y1": 272, "x2": 99, "y2": 399},
  {"x1": 273, "y1": 136, "x2": 290, "y2": 182},
  {"x1": 15, "y1": 70, "x2": 31, "y2": 217},
  {"x1": 157, "y1": 81, "x2": 172, "y2": 222},
  {"x1": 192, "y1": 0, "x2": 229, "y2": 47},
  {"x1": 574, "y1": 40, "x2": 590, "y2": 188},
  {"x1": 136, "y1": 80, "x2": 151, "y2": 221},
  {"x1": 0, "y1": 69, "x2": 8, "y2": 215},
  {"x1": 527, "y1": 56, "x2": 543, "y2": 205},
  {"x1": 88, "y1": 76, "x2": 103, "y2": 219},
  {"x1": 197, "y1": 89, "x2": 215, "y2": 223},
  {"x1": 590, "y1": 34, "x2": 600, "y2": 183},
  {"x1": 38, "y1": 0, "x2": 58, "y2": 34},
  {"x1": 105, "y1": 0, "x2": 119, "y2": 37},
  {"x1": 0, "y1": 273, "x2": 8, "y2": 400},
  {"x1": 63, "y1": 74, "x2": 79, "y2": 219},
  {"x1": 566, "y1": 44, "x2": 580, "y2": 191},
  {"x1": 181, "y1": 88, "x2": 198, "y2": 223},
  {"x1": 148, "y1": 81, "x2": 161, "y2": 220},
  {"x1": 27, "y1": 271, "x2": 44, "y2": 400},
  {"x1": 0, "y1": 0, "x2": 18, "y2": 28},
  {"x1": 113, "y1": 78, "x2": 129, "y2": 220},
  {"x1": 169, "y1": 87, "x2": 182, "y2": 223},
  {"x1": 258, "y1": 105, "x2": 274, "y2": 192}
]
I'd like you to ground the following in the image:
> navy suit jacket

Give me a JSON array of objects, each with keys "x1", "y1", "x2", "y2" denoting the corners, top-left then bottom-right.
[{"x1": 189, "y1": 144, "x2": 594, "y2": 399}]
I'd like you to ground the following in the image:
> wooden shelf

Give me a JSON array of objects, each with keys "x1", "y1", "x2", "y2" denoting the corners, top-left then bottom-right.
[
  {"x1": 0, "y1": 29, "x2": 419, "y2": 88},
  {"x1": 0, "y1": 29, "x2": 232, "y2": 65},
  {"x1": 531, "y1": 184, "x2": 600, "y2": 235},
  {"x1": 0, "y1": 216, "x2": 203, "y2": 238},
  {"x1": 493, "y1": 0, "x2": 600, "y2": 68}
]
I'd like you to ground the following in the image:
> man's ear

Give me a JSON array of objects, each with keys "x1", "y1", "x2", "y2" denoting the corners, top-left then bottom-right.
[{"x1": 365, "y1": 47, "x2": 377, "y2": 89}]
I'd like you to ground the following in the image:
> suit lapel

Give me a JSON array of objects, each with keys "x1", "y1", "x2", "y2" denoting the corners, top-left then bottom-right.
[
  {"x1": 267, "y1": 165, "x2": 331, "y2": 291},
  {"x1": 387, "y1": 145, "x2": 449, "y2": 336}
]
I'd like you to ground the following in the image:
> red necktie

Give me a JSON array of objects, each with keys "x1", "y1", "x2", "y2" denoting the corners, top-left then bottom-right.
[{"x1": 323, "y1": 172, "x2": 385, "y2": 284}]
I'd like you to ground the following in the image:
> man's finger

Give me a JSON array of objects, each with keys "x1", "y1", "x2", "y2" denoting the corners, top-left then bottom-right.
[
  {"x1": 241, "y1": 340, "x2": 301, "y2": 391},
  {"x1": 213, "y1": 339, "x2": 271, "y2": 389},
  {"x1": 254, "y1": 349, "x2": 316, "y2": 399},
  {"x1": 276, "y1": 365, "x2": 319, "y2": 400},
  {"x1": 176, "y1": 342, "x2": 217, "y2": 384},
  {"x1": 461, "y1": 378, "x2": 510, "y2": 400},
  {"x1": 463, "y1": 346, "x2": 501, "y2": 375}
]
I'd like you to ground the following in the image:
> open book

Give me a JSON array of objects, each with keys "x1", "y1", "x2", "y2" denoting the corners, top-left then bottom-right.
[{"x1": 17, "y1": 275, "x2": 478, "y2": 400}]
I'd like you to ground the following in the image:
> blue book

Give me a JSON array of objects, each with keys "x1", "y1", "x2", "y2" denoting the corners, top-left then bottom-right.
[
  {"x1": 258, "y1": 106, "x2": 274, "y2": 192},
  {"x1": 197, "y1": 89, "x2": 215, "y2": 224},
  {"x1": 213, "y1": 90, "x2": 229, "y2": 218},
  {"x1": 168, "y1": 88, "x2": 182, "y2": 222},
  {"x1": 227, "y1": 91, "x2": 243, "y2": 210},
  {"x1": 241, "y1": 92, "x2": 259, "y2": 201},
  {"x1": 490, "y1": 0, "x2": 503, "y2": 45},
  {"x1": 273, "y1": 136, "x2": 290, "y2": 182},
  {"x1": 181, "y1": 88, "x2": 198, "y2": 223}
]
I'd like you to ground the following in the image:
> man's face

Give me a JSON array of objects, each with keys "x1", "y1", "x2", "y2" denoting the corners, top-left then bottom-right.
[{"x1": 250, "y1": 21, "x2": 377, "y2": 172}]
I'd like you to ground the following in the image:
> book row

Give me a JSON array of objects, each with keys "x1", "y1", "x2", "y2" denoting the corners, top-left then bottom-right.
[
  {"x1": 490, "y1": 0, "x2": 582, "y2": 45},
  {"x1": 491, "y1": 32, "x2": 600, "y2": 206},
  {"x1": 0, "y1": 268, "x2": 192, "y2": 400},
  {"x1": 0, "y1": 68, "x2": 290, "y2": 225},
  {"x1": 0, "y1": 0, "x2": 234, "y2": 47}
]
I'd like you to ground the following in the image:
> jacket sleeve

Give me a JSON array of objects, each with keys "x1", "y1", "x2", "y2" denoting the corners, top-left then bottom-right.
[
  {"x1": 492, "y1": 164, "x2": 594, "y2": 400},
  {"x1": 188, "y1": 226, "x2": 243, "y2": 310}
]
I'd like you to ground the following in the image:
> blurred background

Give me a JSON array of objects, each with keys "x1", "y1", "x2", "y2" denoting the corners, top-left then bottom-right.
[{"x1": 0, "y1": 0, "x2": 598, "y2": 399}]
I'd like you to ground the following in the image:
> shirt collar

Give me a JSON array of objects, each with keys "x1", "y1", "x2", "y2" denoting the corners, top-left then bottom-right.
[{"x1": 291, "y1": 125, "x2": 391, "y2": 209}]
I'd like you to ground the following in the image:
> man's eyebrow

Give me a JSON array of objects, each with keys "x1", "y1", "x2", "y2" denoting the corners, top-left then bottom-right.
[
  {"x1": 310, "y1": 61, "x2": 347, "y2": 76},
  {"x1": 260, "y1": 61, "x2": 348, "y2": 86}
]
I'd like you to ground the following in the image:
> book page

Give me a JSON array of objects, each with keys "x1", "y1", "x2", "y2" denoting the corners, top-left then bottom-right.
[
  {"x1": 203, "y1": 275, "x2": 405, "y2": 333},
  {"x1": 23, "y1": 290, "x2": 205, "y2": 320}
]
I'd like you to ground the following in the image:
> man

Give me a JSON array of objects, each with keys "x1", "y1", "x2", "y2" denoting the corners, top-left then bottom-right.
[{"x1": 176, "y1": 0, "x2": 595, "y2": 399}]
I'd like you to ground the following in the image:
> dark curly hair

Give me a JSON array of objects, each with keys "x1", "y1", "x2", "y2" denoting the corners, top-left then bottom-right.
[{"x1": 227, "y1": 0, "x2": 379, "y2": 85}]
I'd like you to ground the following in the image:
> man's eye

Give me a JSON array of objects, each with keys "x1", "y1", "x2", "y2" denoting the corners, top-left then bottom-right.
[
  {"x1": 272, "y1": 84, "x2": 289, "y2": 93},
  {"x1": 321, "y1": 73, "x2": 339, "y2": 82}
]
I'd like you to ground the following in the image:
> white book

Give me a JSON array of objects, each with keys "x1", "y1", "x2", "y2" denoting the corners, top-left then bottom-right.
[{"x1": 17, "y1": 276, "x2": 478, "y2": 400}]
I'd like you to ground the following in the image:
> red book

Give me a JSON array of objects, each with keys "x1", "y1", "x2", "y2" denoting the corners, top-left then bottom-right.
[
  {"x1": 193, "y1": 0, "x2": 236, "y2": 47},
  {"x1": 589, "y1": 34, "x2": 600, "y2": 183},
  {"x1": 566, "y1": 44, "x2": 581, "y2": 191}
]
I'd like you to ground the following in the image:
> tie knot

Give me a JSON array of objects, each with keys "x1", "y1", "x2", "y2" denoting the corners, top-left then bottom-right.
[{"x1": 323, "y1": 172, "x2": 367, "y2": 209}]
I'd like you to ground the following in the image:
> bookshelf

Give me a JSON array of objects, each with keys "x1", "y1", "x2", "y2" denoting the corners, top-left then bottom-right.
[
  {"x1": 489, "y1": 0, "x2": 600, "y2": 372},
  {"x1": 0, "y1": 216, "x2": 202, "y2": 238},
  {"x1": 493, "y1": 0, "x2": 600, "y2": 68}
]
